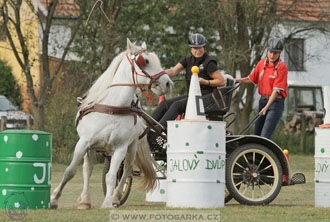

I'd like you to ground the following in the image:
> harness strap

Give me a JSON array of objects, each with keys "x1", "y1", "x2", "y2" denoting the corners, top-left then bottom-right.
[
  {"x1": 76, "y1": 104, "x2": 137, "y2": 127},
  {"x1": 75, "y1": 103, "x2": 166, "y2": 140},
  {"x1": 130, "y1": 106, "x2": 167, "y2": 140},
  {"x1": 139, "y1": 126, "x2": 150, "y2": 140}
]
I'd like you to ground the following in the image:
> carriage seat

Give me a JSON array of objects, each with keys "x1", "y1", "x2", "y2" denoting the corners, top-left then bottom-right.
[{"x1": 205, "y1": 78, "x2": 235, "y2": 121}]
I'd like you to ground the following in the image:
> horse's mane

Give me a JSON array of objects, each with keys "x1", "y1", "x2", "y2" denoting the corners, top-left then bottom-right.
[
  {"x1": 80, "y1": 50, "x2": 162, "y2": 109},
  {"x1": 80, "y1": 51, "x2": 126, "y2": 108}
]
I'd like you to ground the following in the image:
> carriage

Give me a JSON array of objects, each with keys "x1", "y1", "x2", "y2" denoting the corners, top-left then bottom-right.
[
  {"x1": 102, "y1": 78, "x2": 306, "y2": 206},
  {"x1": 50, "y1": 40, "x2": 305, "y2": 209}
]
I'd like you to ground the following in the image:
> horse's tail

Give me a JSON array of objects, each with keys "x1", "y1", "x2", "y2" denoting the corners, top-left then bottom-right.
[{"x1": 135, "y1": 135, "x2": 157, "y2": 192}]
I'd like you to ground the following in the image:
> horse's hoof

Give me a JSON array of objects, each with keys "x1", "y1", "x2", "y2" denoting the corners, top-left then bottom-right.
[
  {"x1": 50, "y1": 202, "x2": 58, "y2": 210},
  {"x1": 112, "y1": 198, "x2": 120, "y2": 207},
  {"x1": 77, "y1": 203, "x2": 91, "y2": 210},
  {"x1": 113, "y1": 201, "x2": 120, "y2": 207},
  {"x1": 100, "y1": 203, "x2": 114, "y2": 209}
]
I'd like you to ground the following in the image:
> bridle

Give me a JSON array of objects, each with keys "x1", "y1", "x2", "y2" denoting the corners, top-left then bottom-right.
[{"x1": 109, "y1": 48, "x2": 166, "y2": 101}]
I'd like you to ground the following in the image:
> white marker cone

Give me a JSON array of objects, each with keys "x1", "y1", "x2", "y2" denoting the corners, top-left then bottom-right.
[
  {"x1": 184, "y1": 66, "x2": 206, "y2": 120},
  {"x1": 320, "y1": 86, "x2": 330, "y2": 128}
]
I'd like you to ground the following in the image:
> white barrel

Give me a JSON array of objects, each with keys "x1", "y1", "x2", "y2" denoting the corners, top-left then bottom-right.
[
  {"x1": 166, "y1": 120, "x2": 226, "y2": 208},
  {"x1": 315, "y1": 128, "x2": 330, "y2": 207},
  {"x1": 146, "y1": 161, "x2": 167, "y2": 202}
]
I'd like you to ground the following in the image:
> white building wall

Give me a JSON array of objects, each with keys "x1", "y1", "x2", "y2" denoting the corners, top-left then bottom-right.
[
  {"x1": 288, "y1": 33, "x2": 330, "y2": 85},
  {"x1": 277, "y1": 22, "x2": 330, "y2": 86}
]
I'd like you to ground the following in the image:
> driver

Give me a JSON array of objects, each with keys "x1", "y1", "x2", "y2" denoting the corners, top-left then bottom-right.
[{"x1": 151, "y1": 33, "x2": 226, "y2": 130}]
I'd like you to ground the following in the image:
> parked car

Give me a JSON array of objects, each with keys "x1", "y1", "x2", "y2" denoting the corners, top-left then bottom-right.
[
  {"x1": 0, "y1": 95, "x2": 33, "y2": 130},
  {"x1": 283, "y1": 81, "x2": 324, "y2": 133}
]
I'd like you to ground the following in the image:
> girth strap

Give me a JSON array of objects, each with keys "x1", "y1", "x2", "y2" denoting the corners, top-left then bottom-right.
[{"x1": 76, "y1": 104, "x2": 137, "y2": 127}]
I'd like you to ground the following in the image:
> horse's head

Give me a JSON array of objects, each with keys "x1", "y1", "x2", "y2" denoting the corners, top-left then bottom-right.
[{"x1": 126, "y1": 39, "x2": 173, "y2": 97}]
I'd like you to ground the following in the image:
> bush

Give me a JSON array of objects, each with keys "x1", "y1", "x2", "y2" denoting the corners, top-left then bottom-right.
[
  {"x1": 44, "y1": 86, "x2": 79, "y2": 164},
  {"x1": 0, "y1": 60, "x2": 22, "y2": 107},
  {"x1": 272, "y1": 120, "x2": 314, "y2": 154}
]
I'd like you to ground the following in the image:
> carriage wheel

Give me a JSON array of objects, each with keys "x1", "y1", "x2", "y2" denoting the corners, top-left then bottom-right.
[
  {"x1": 226, "y1": 143, "x2": 282, "y2": 205},
  {"x1": 225, "y1": 186, "x2": 233, "y2": 203},
  {"x1": 102, "y1": 156, "x2": 133, "y2": 206}
]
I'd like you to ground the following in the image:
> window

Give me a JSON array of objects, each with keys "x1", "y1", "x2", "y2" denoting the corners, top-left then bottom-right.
[
  {"x1": 287, "y1": 86, "x2": 323, "y2": 115},
  {"x1": 284, "y1": 38, "x2": 304, "y2": 71}
]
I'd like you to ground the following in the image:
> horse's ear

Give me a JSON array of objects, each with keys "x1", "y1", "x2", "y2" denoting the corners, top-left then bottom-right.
[
  {"x1": 127, "y1": 38, "x2": 133, "y2": 53},
  {"x1": 141, "y1": 42, "x2": 147, "y2": 50}
]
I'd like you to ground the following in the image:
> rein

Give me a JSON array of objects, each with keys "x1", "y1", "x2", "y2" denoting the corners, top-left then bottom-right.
[{"x1": 108, "y1": 51, "x2": 165, "y2": 102}]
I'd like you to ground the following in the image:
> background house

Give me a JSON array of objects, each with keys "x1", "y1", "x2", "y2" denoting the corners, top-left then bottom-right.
[
  {"x1": 276, "y1": 0, "x2": 330, "y2": 85},
  {"x1": 0, "y1": 0, "x2": 78, "y2": 110}
]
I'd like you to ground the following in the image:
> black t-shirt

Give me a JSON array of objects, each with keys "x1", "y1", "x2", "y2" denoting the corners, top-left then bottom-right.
[{"x1": 179, "y1": 53, "x2": 219, "y2": 94}]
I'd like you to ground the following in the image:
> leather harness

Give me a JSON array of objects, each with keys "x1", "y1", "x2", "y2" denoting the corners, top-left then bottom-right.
[
  {"x1": 76, "y1": 104, "x2": 138, "y2": 127},
  {"x1": 75, "y1": 102, "x2": 166, "y2": 140}
]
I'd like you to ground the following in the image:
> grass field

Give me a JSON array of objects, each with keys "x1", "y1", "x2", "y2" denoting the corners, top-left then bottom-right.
[{"x1": 1, "y1": 154, "x2": 330, "y2": 222}]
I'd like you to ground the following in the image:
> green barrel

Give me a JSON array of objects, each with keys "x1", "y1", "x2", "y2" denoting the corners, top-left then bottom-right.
[{"x1": 0, "y1": 130, "x2": 52, "y2": 209}]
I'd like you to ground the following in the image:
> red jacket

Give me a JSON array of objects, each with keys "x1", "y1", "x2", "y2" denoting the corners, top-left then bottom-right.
[{"x1": 249, "y1": 58, "x2": 288, "y2": 99}]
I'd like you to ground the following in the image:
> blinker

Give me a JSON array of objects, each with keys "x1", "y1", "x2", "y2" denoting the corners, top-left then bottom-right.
[{"x1": 137, "y1": 55, "x2": 147, "y2": 67}]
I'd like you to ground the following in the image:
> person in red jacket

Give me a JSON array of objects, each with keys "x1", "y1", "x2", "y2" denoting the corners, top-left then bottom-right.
[{"x1": 236, "y1": 38, "x2": 288, "y2": 139}]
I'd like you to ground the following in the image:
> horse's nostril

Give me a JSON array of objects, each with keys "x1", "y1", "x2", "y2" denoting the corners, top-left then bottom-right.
[{"x1": 166, "y1": 82, "x2": 171, "y2": 88}]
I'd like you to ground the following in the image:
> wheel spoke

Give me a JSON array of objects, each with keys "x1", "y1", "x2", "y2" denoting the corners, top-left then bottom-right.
[
  {"x1": 233, "y1": 172, "x2": 243, "y2": 176},
  {"x1": 234, "y1": 161, "x2": 246, "y2": 170},
  {"x1": 256, "y1": 155, "x2": 265, "y2": 171},
  {"x1": 259, "y1": 177, "x2": 273, "y2": 189},
  {"x1": 253, "y1": 152, "x2": 255, "y2": 166},
  {"x1": 243, "y1": 154, "x2": 250, "y2": 169},
  {"x1": 260, "y1": 175, "x2": 275, "y2": 179},
  {"x1": 259, "y1": 164, "x2": 273, "y2": 173},
  {"x1": 242, "y1": 185, "x2": 249, "y2": 195},
  {"x1": 257, "y1": 179, "x2": 265, "y2": 196},
  {"x1": 234, "y1": 177, "x2": 250, "y2": 187},
  {"x1": 242, "y1": 178, "x2": 253, "y2": 195}
]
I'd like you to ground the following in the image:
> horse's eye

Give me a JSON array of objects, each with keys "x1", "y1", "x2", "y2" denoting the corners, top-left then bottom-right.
[{"x1": 146, "y1": 59, "x2": 149, "y2": 64}]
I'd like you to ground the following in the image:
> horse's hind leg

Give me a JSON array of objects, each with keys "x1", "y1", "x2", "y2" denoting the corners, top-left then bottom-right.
[
  {"x1": 101, "y1": 145, "x2": 127, "y2": 208},
  {"x1": 112, "y1": 142, "x2": 136, "y2": 206},
  {"x1": 50, "y1": 139, "x2": 89, "y2": 209},
  {"x1": 77, "y1": 150, "x2": 95, "y2": 210}
]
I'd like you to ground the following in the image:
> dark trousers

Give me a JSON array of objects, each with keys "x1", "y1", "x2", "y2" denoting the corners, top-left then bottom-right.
[
  {"x1": 254, "y1": 98, "x2": 284, "y2": 139},
  {"x1": 152, "y1": 93, "x2": 215, "y2": 128}
]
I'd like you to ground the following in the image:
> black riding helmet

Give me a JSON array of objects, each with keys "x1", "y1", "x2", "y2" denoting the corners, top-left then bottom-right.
[
  {"x1": 267, "y1": 38, "x2": 284, "y2": 52},
  {"x1": 188, "y1": 33, "x2": 206, "y2": 47}
]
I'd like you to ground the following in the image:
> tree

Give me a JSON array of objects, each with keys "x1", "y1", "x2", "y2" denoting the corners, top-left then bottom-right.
[
  {"x1": 0, "y1": 0, "x2": 85, "y2": 129},
  {"x1": 192, "y1": 0, "x2": 330, "y2": 132},
  {"x1": 71, "y1": 0, "x2": 219, "y2": 100},
  {"x1": 0, "y1": 59, "x2": 22, "y2": 107}
]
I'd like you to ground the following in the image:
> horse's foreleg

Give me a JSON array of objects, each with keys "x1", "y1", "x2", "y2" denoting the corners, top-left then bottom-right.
[
  {"x1": 101, "y1": 145, "x2": 127, "y2": 208},
  {"x1": 77, "y1": 150, "x2": 94, "y2": 210},
  {"x1": 112, "y1": 142, "x2": 137, "y2": 206},
  {"x1": 50, "y1": 139, "x2": 89, "y2": 209}
]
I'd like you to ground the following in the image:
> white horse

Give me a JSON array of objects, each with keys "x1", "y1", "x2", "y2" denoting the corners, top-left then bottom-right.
[{"x1": 50, "y1": 39, "x2": 173, "y2": 209}]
